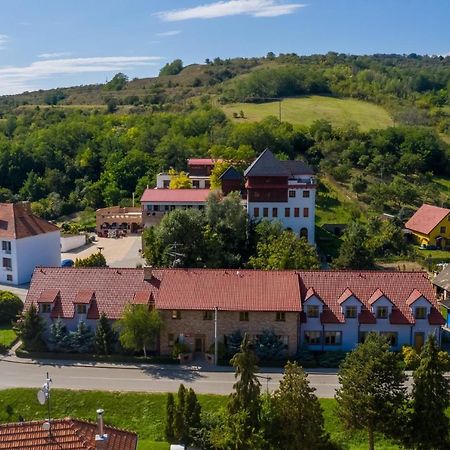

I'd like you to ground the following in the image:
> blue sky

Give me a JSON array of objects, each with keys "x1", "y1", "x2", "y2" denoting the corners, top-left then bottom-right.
[{"x1": 0, "y1": 0, "x2": 449, "y2": 95}]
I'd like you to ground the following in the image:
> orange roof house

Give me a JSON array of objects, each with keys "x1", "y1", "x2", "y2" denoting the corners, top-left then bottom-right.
[{"x1": 405, "y1": 204, "x2": 450, "y2": 247}]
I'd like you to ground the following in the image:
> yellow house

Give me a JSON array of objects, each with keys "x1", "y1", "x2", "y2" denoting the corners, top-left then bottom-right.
[{"x1": 405, "y1": 204, "x2": 450, "y2": 247}]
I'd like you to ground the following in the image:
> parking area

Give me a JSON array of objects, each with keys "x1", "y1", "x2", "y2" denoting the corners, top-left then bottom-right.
[{"x1": 61, "y1": 235, "x2": 145, "y2": 268}]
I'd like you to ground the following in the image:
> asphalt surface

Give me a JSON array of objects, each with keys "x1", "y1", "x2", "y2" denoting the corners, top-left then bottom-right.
[{"x1": 0, "y1": 358, "x2": 340, "y2": 397}]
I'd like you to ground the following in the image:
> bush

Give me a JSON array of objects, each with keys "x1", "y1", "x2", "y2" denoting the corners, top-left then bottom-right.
[
  {"x1": 402, "y1": 345, "x2": 420, "y2": 370},
  {"x1": 296, "y1": 348, "x2": 317, "y2": 368},
  {"x1": 171, "y1": 342, "x2": 190, "y2": 358},
  {"x1": 0, "y1": 291, "x2": 23, "y2": 325},
  {"x1": 318, "y1": 351, "x2": 347, "y2": 368},
  {"x1": 75, "y1": 252, "x2": 107, "y2": 267}
]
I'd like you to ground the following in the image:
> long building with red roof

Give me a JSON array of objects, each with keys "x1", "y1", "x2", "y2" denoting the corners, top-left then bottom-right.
[{"x1": 25, "y1": 267, "x2": 444, "y2": 355}]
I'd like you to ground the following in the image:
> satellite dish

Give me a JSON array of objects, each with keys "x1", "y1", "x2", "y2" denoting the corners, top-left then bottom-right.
[
  {"x1": 42, "y1": 421, "x2": 50, "y2": 431},
  {"x1": 37, "y1": 390, "x2": 46, "y2": 405}
]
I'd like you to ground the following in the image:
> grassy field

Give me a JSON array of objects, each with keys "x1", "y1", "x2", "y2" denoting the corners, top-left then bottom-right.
[
  {"x1": 0, "y1": 325, "x2": 16, "y2": 349},
  {"x1": 0, "y1": 388, "x2": 403, "y2": 449},
  {"x1": 221, "y1": 96, "x2": 394, "y2": 131}
]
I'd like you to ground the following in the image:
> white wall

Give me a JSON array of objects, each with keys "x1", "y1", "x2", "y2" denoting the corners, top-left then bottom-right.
[
  {"x1": 61, "y1": 234, "x2": 86, "y2": 252},
  {"x1": 15, "y1": 231, "x2": 60, "y2": 285}
]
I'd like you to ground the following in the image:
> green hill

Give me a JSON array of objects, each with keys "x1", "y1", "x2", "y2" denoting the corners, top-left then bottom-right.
[{"x1": 221, "y1": 96, "x2": 394, "y2": 131}]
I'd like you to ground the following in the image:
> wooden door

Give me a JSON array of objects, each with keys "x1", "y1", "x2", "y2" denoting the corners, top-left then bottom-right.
[{"x1": 414, "y1": 332, "x2": 425, "y2": 351}]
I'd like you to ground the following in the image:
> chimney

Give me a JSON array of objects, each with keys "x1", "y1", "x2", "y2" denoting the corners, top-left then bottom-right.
[
  {"x1": 95, "y1": 409, "x2": 108, "y2": 449},
  {"x1": 143, "y1": 265, "x2": 153, "y2": 281}
]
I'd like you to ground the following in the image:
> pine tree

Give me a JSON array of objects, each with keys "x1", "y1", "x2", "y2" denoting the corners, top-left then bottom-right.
[
  {"x1": 335, "y1": 332, "x2": 406, "y2": 450},
  {"x1": 94, "y1": 313, "x2": 116, "y2": 354},
  {"x1": 272, "y1": 362, "x2": 329, "y2": 450},
  {"x1": 14, "y1": 303, "x2": 46, "y2": 351},
  {"x1": 173, "y1": 384, "x2": 187, "y2": 445},
  {"x1": 69, "y1": 320, "x2": 93, "y2": 353},
  {"x1": 409, "y1": 334, "x2": 450, "y2": 449},
  {"x1": 184, "y1": 388, "x2": 202, "y2": 445},
  {"x1": 165, "y1": 393, "x2": 175, "y2": 443},
  {"x1": 48, "y1": 318, "x2": 70, "y2": 352}
]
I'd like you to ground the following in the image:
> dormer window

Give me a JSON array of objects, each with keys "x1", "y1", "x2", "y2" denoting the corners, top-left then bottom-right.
[
  {"x1": 76, "y1": 304, "x2": 87, "y2": 314},
  {"x1": 415, "y1": 307, "x2": 427, "y2": 320},
  {"x1": 376, "y1": 306, "x2": 388, "y2": 319},
  {"x1": 306, "y1": 305, "x2": 319, "y2": 318},
  {"x1": 40, "y1": 303, "x2": 51, "y2": 314},
  {"x1": 345, "y1": 306, "x2": 357, "y2": 319}
]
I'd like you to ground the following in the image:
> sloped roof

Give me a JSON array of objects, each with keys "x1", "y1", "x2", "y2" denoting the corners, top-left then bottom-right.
[
  {"x1": 405, "y1": 204, "x2": 450, "y2": 235},
  {"x1": 140, "y1": 188, "x2": 210, "y2": 203},
  {"x1": 0, "y1": 418, "x2": 137, "y2": 450},
  {"x1": 219, "y1": 166, "x2": 243, "y2": 181},
  {"x1": 280, "y1": 160, "x2": 314, "y2": 176},
  {"x1": 187, "y1": 158, "x2": 218, "y2": 166},
  {"x1": 0, "y1": 203, "x2": 59, "y2": 239},
  {"x1": 432, "y1": 264, "x2": 450, "y2": 291},
  {"x1": 244, "y1": 149, "x2": 289, "y2": 177}
]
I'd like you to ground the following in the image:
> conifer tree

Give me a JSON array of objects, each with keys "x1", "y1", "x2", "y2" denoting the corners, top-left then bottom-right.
[
  {"x1": 14, "y1": 303, "x2": 46, "y2": 351},
  {"x1": 165, "y1": 393, "x2": 175, "y2": 443},
  {"x1": 409, "y1": 334, "x2": 450, "y2": 450},
  {"x1": 94, "y1": 312, "x2": 116, "y2": 354},
  {"x1": 69, "y1": 320, "x2": 93, "y2": 353},
  {"x1": 336, "y1": 332, "x2": 406, "y2": 450},
  {"x1": 48, "y1": 317, "x2": 70, "y2": 352},
  {"x1": 173, "y1": 384, "x2": 187, "y2": 445}
]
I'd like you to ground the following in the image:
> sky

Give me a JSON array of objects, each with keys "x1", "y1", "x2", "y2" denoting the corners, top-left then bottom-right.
[{"x1": 0, "y1": 0, "x2": 449, "y2": 95}]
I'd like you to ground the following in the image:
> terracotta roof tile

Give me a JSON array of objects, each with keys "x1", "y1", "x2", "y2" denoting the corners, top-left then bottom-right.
[
  {"x1": 74, "y1": 290, "x2": 95, "y2": 304},
  {"x1": 187, "y1": 158, "x2": 218, "y2": 166},
  {"x1": 0, "y1": 203, "x2": 59, "y2": 239},
  {"x1": 389, "y1": 308, "x2": 411, "y2": 325},
  {"x1": 406, "y1": 289, "x2": 424, "y2": 306},
  {"x1": 405, "y1": 204, "x2": 450, "y2": 235},
  {"x1": 140, "y1": 188, "x2": 210, "y2": 203},
  {"x1": 38, "y1": 290, "x2": 60, "y2": 303},
  {"x1": 429, "y1": 307, "x2": 446, "y2": 325},
  {"x1": 337, "y1": 288, "x2": 356, "y2": 305},
  {"x1": 368, "y1": 288, "x2": 392, "y2": 305},
  {"x1": 0, "y1": 418, "x2": 137, "y2": 450},
  {"x1": 358, "y1": 309, "x2": 377, "y2": 324}
]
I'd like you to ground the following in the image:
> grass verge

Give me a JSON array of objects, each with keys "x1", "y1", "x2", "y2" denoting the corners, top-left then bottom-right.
[{"x1": 0, "y1": 324, "x2": 17, "y2": 352}]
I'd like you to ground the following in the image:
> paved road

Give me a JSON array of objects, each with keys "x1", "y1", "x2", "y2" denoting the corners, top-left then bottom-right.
[{"x1": 0, "y1": 359, "x2": 340, "y2": 397}]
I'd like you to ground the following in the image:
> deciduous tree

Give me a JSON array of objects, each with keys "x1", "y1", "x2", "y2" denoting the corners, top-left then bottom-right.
[{"x1": 14, "y1": 303, "x2": 46, "y2": 351}]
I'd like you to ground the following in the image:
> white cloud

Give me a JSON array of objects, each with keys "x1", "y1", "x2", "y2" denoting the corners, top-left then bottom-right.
[
  {"x1": 37, "y1": 52, "x2": 72, "y2": 59},
  {"x1": 0, "y1": 55, "x2": 163, "y2": 95},
  {"x1": 156, "y1": 30, "x2": 182, "y2": 37},
  {"x1": 0, "y1": 34, "x2": 8, "y2": 50},
  {"x1": 155, "y1": 0, "x2": 305, "y2": 21}
]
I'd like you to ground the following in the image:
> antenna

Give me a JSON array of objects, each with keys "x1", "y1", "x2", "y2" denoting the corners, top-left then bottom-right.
[{"x1": 37, "y1": 372, "x2": 52, "y2": 436}]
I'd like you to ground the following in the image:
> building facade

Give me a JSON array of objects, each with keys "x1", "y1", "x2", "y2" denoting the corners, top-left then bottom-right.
[
  {"x1": 25, "y1": 267, "x2": 444, "y2": 355},
  {"x1": 0, "y1": 202, "x2": 60, "y2": 285},
  {"x1": 245, "y1": 149, "x2": 316, "y2": 244}
]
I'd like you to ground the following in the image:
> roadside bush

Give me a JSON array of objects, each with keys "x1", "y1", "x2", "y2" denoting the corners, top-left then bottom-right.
[
  {"x1": 171, "y1": 342, "x2": 190, "y2": 358},
  {"x1": 402, "y1": 346, "x2": 420, "y2": 370},
  {"x1": 75, "y1": 252, "x2": 107, "y2": 267},
  {"x1": 296, "y1": 348, "x2": 317, "y2": 368},
  {"x1": 254, "y1": 329, "x2": 285, "y2": 361},
  {"x1": 318, "y1": 351, "x2": 347, "y2": 368},
  {"x1": 0, "y1": 291, "x2": 23, "y2": 324}
]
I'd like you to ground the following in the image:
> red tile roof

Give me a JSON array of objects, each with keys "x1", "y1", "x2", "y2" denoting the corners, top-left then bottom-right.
[
  {"x1": 337, "y1": 288, "x2": 355, "y2": 305},
  {"x1": 75, "y1": 290, "x2": 95, "y2": 304},
  {"x1": 406, "y1": 289, "x2": 424, "y2": 306},
  {"x1": 0, "y1": 418, "x2": 137, "y2": 450},
  {"x1": 358, "y1": 309, "x2": 377, "y2": 324},
  {"x1": 0, "y1": 202, "x2": 59, "y2": 239},
  {"x1": 140, "y1": 188, "x2": 210, "y2": 203},
  {"x1": 187, "y1": 158, "x2": 218, "y2": 166},
  {"x1": 405, "y1": 204, "x2": 450, "y2": 235},
  {"x1": 368, "y1": 288, "x2": 391, "y2": 305},
  {"x1": 38, "y1": 289, "x2": 60, "y2": 303},
  {"x1": 429, "y1": 307, "x2": 446, "y2": 325}
]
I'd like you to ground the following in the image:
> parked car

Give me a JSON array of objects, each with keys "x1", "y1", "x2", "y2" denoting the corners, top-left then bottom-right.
[{"x1": 61, "y1": 259, "x2": 75, "y2": 267}]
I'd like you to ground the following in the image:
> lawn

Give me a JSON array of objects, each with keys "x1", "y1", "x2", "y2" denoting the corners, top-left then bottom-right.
[
  {"x1": 0, "y1": 324, "x2": 17, "y2": 349},
  {"x1": 221, "y1": 96, "x2": 394, "y2": 131},
  {"x1": 0, "y1": 388, "x2": 404, "y2": 449}
]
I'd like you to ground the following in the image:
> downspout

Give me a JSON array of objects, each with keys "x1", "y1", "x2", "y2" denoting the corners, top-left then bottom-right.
[
  {"x1": 297, "y1": 312, "x2": 301, "y2": 353},
  {"x1": 410, "y1": 324, "x2": 414, "y2": 346},
  {"x1": 321, "y1": 323, "x2": 325, "y2": 352}
]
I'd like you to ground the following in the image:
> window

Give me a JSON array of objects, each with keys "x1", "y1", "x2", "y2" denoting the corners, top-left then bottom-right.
[
  {"x1": 441, "y1": 226, "x2": 446, "y2": 234},
  {"x1": 285, "y1": 208, "x2": 290, "y2": 217},
  {"x1": 2, "y1": 241, "x2": 11, "y2": 254},
  {"x1": 304, "y1": 331, "x2": 321, "y2": 345},
  {"x1": 303, "y1": 191, "x2": 310, "y2": 198},
  {"x1": 278, "y1": 335, "x2": 289, "y2": 348},
  {"x1": 294, "y1": 208, "x2": 300, "y2": 217},
  {"x1": 303, "y1": 208, "x2": 309, "y2": 218},
  {"x1": 289, "y1": 190, "x2": 296, "y2": 198},
  {"x1": 172, "y1": 310, "x2": 181, "y2": 320},
  {"x1": 164, "y1": 205, "x2": 170, "y2": 211},
  {"x1": 380, "y1": 332, "x2": 398, "y2": 347},
  {"x1": 324, "y1": 331, "x2": 342, "y2": 345},
  {"x1": 254, "y1": 207, "x2": 260, "y2": 218},
  {"x1": 168, "y1": 333, "x2": 175, "y2": 347},
  {"x1": 40, "y1": 303, "x2": 51, "y2": 313},
  {"x1": 192, "y1": 180, "x2": 200, "y2": 189},
  {"x1": 203, "y1": 310, "x2": 213, "y2": 320},
  {"x1": 2, "y1": 257, "x2": 11, "y2": 271},
  {"x1": 415, "y1": 307, "x2": 427, "y2": 319},
  {"x1": 163, "y1": 180, "x2": 170, "y2": 188},
  {"x1": 263, "y1": 208, "x2": 269, "y2": 218},
  {"x1": 239, "y1": 311, "x2": 249, "y2": 321},
  {"x1": 306, "y1": 305, "x2": 319, "y2": 318},
  {"x1": 272, "y1": 207, "x2": 278, "y2": 218},
  {"x1": 153, "y1": 205, "x2": 160, "y2": 212},
  {"x1": 376, "y1": 306, "x2": 388, "y2": 319},
  {"x1": 205, "y1": 180, "x2": 210, "y2": 189},
  {"x1": 76, "y1": 304, "x2": 87, "y2": 314},
  {"x1": 359, "y1": 331, "x2": 370, "y2": 343},
  {"x1": 6, "y1": 274, "x2": 12, "y2": 282},
  {"x1": 275, "y1": 312, "x2": 286, "y2": 322},
  {"x1": 345, "y1": 306, "x2": 357, "y2": 319}
]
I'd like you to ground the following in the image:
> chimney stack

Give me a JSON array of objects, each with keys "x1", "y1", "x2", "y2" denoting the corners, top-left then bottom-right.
[
  {"x1": 143, "y1": 265, "x2": 153, "y2": 281},
  {"x1": 95, "y1": 409, "x2": 108, "y2": 449}
]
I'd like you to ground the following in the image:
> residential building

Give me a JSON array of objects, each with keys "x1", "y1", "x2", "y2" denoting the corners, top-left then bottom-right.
[
  {"x1": 96, "y1": 206, "x2": 142, "y2": 237},
  {"x1": 245, "y1": 149, "x2": 316, "y2": 244},
  {"x1": 431, "y1": 264, "x2": 450, "y2": 327},
  {"x1": 0, "y1": 411, "x2": 137, "y2": 450},
  {"x1": 220, "y1": 166, "x2": 245, "y2": 196},
  {"x1": 140, "y1": 188, "x2": 210, "y2": 227},
  {"x1": 0, "y1": 202, "x2": 60, "y2": 285},
  {"x1": 405, "y1": 203, "x2": 450, "y2": 247},
  {"x1": 25, "y1": 267, "x2": 443, "y2": 355}
]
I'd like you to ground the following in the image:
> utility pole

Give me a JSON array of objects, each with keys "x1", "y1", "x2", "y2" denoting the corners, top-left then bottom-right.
[
  {"x1": 214, "y1": 306, "x2": 218, "y2": 365},
  {"x1": 279, "y1": 99, "x2": 282, "y2": 122}
]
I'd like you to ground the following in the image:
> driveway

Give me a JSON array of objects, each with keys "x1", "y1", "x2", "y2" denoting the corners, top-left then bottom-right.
[
  {"x1": 61, "y1": 236, "x2": 145, "y2": 268},
  {"x1": 0, "y1": 284, "x2": 29, "y2": 302}
]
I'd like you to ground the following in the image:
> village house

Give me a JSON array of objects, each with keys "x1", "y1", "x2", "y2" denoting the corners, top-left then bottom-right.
[
  {"x1": 0, "y1": 202, "x2": 60, "y2": 285},
  {"x1": 0, "y1": 409, "x2": 137, "y2": 450},
  {"x1": 405, "y1": 203, "x2": 450, "y2": 248},
  {"x1": 25, "y1": 267, "x2": 444, "y2": 355},
  {"x1": 95, "y1": 206, "x2": 142, "y2": 237}
]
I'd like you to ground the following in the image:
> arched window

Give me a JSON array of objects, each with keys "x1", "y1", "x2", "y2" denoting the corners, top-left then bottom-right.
[{"x1": 300, "y1": 228, "x2": 308, "y2": 239}]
